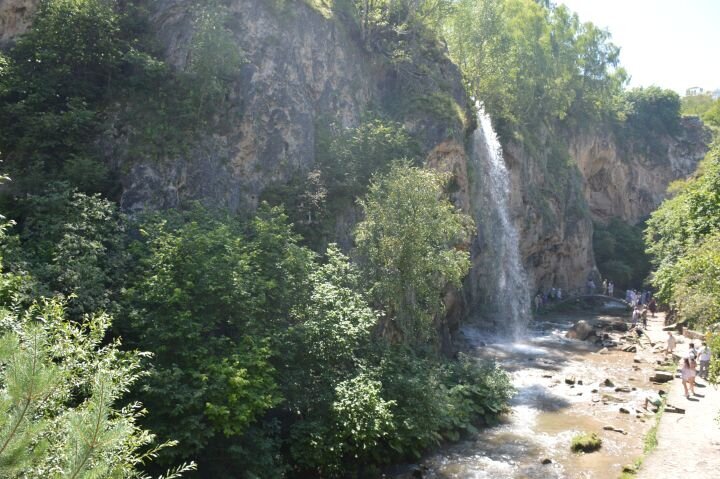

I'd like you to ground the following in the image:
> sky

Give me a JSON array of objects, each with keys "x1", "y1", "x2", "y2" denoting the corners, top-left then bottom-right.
[{"x1": 557, "y1": 0, "x2": 720, "y2": 95}]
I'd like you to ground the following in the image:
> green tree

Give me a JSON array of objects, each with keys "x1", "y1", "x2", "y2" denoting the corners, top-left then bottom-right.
[
  {"x1": 0, "y1": 0, "x2": 131, "y2": 193},
  {"x1": 443, "y1": 0, "x2": 625, "y2": 134},
  {"x1": 121, "y1": 205, "x2": 313, "y2": 475},
  {"x1": 355, "y1": 162, "x2": 473, "y2": 344},
  {"x1": 4, "y1": 186, "x2": 128, "y2": 318}
]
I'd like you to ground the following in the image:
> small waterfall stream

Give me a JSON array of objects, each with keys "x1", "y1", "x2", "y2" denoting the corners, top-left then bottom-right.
[{"x1": 468, "y1": 102, "x2": 531, "y2": 337}]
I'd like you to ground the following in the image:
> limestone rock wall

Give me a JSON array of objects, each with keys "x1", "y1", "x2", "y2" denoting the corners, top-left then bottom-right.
[
  {"x1": 121, "y1": 0, "x2": 375, "y2": 212},
  {"x1": 0, "y1": 0, "x2": 37, "y2": 46},
  {"x1": 571, "y1": 118, "x2": 710, "y2": 225}
]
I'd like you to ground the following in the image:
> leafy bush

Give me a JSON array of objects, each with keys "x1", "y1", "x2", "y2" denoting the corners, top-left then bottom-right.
[
  {"x1": 3, "y1": 185, "x2": 128, "y2": 317},
  {"x1": 120, "y1": 205, "x2": 311, "y2": 473},
  {"x1": 616, "y1": 87, "x2": 682, "y2": 161},
  {"x1": 0, "y1": 294, "x2": 194, "y2": 478},
  {"x1": 646, "y1": 144, "x2": 720, "y2": 329}
]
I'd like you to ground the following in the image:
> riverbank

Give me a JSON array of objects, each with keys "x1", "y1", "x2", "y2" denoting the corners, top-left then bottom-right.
[{"x1": 635, "y1": 314, "x2": 720, "y2": 478}]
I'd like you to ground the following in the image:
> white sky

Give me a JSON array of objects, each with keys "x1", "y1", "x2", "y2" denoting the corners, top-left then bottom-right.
[{"x1": 557, "y1": 0, "x2": 720, "y2": 95}]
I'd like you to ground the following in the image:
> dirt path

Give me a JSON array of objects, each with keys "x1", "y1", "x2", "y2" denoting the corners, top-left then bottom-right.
[{"x1": 636, "y1": 313, "x2": 720, "y2": 478}]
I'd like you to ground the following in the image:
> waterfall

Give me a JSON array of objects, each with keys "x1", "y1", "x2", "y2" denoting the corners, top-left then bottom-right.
[{"x1": 468, "y1": 102, "x2": 530, "y2": 338}]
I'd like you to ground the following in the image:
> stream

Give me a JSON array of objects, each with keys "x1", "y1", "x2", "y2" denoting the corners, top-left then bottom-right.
[{"x1": 392, "y1": 312, "x2": 663, "y2": 479}]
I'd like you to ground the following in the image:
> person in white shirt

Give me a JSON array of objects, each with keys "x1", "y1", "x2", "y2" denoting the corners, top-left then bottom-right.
[
  {"x1": 665, "y1": 331, "x2": 677, "y2": 356},
  {"x1": 698, "y1": 342, "x2": 711, "y2": 379}
]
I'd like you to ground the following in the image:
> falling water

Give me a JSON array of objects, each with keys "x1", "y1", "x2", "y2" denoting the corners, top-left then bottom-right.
[{"x1": 468, "y1": 102, "x2": 531, "y2": 338}]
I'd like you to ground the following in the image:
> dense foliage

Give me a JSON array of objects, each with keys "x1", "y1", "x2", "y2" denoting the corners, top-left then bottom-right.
[
  {"x1": 616, "y1": 87, "x2": 682, "y2": 161},
  {"x1": 682, "y1": 94, "x2": 720, "y2": 129},
  {"x1": 593, "y1": 218, "x2": 651, "y2": 292},
  {"x1": 355, "y1": 163, "x2": 473, "y2": 344},
  {"x1": 0, "y1": 212, "x2": 194, "y2": 479},
  {"x1": 645, "y1": 143, "x2": 720, "y2": 329},
  {"x1": 1, "y1": 177, "x2": 512, "y2": 478},
  {"x1": 0, "y1": 0, "x2": 240, "y2": 200},
  {"x1": 443, "y1": 0, "x2": 626, "y2": 135}
]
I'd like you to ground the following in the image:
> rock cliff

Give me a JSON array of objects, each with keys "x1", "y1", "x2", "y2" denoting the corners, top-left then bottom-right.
[
  {"x1": 1, "y1": 0, "x2": 709, "y2": 331},
  {"x1": 0, "y1": 0, "x2": 37, "y2": 45},
  {"x1": 119, "y1": 0, "x2": 466, "y2": 214},
  {"x1": 571, "y1": 117, "x2": 710, "y2": 225}
]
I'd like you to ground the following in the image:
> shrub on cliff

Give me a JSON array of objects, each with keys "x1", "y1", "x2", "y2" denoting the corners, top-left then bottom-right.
[{"x1": 646, "y1": 144, "x2": 720, "y2": 329}]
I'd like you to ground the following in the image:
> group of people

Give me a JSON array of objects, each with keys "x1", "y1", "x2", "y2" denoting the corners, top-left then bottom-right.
[
  {"x1": 666, "y1": 333, "x2": 713, "y2": 399},
  {"x1": 533, "y1": 287, "x2": 563, "y2": 311},
  {"x1": 601, "y1": 279, "x2": 614, "y2": 297},
  {"x1": 625, "y1": 288, "x2": 653, "y2": 308}
]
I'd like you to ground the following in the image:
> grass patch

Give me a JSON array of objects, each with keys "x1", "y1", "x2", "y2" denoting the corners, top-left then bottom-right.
[
  {"x1": 618, "y1": 400, "x2": 666, "y2": 478},
  {"x1": 570, "y1": 432, "x2": 602, "y2": 453}
]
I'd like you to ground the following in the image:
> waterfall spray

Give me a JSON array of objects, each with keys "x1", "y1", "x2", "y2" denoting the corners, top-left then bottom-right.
[{"x1": 468, "y1": 102, "x2": 531, "y2": 338}]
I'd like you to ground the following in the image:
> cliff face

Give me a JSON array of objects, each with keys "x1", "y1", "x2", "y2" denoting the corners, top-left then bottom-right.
[
  {"x1": 120, "y1": 0, "x2": 466, "y2": 213},
  {"x1": 0, "y1": 0, "x2": 37, "y2": 46},
  {"x1": 571, "y1": 118, "x2": 710, "y2": 225},
  {"x1": 121, "y1": 0, "x2": 374, "y2": 212},
  {"x1": 506, "y1": 137, "x2": 595, "y2": 295}
]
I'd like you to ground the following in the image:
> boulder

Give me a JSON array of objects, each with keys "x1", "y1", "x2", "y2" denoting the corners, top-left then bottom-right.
[
  {"x1": 566, "y1": 320, "x2": 596, "y2": 341},
  {"x1": 650, "y1": 371, "x2": 674, "y2": 383},
  {"x1": 602, "y1": 378, "x2": 615, "y2": 387},
  {"x1": 541, "y1": 458, "x2": 552, "y2": 465},
  {"x1": 619, "y1": 407, "x2": 630, "y2": 414}
]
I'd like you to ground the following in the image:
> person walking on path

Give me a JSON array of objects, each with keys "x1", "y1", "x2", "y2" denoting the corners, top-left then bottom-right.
[
  {"x1": 698, "y1": 342, "x2": 711, "y2": 379},
  {"x1": 665, "y1": 331, "x2": 677, "y2": 356},
  {"x1": 648, "y1": 297, "x2": 657, "y2": 317},
  {"x1": 681, "y1": 355, "x2": 698, "y2": 398}
]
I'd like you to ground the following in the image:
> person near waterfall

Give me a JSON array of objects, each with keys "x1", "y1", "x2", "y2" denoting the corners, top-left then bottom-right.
[
  {"x1": 602, "y1": 279, "x2": 608, "y2": 295},
  {"x1": 608, "y1": 281, "x2": 614, "y2": 297}
]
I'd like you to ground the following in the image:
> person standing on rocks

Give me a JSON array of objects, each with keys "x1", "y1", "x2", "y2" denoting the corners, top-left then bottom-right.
[
  {"x1": 602, "y1": 279, "x2": 608, "y2": 295},
  {"x1": 632, "y1": 306, "x2": 640, "y2": 326},
  {"x1": 665, "y1": 331, "x2": 677, "y2": 356},
  {"x1": 608, "y1": 281, "x2": 614, "y2": 297},
  {"x1": 698, "y1": 342, "x2": 711, "y2": 380}
]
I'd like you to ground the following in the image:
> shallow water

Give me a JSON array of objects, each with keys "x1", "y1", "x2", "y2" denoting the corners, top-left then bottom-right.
[{"x1": 397, "y1": 313, "x2": 661, "y2": 479}]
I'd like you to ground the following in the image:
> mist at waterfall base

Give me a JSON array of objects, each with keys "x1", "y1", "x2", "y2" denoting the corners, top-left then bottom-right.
[{"x1": 467, "y1": 102, "x2": 531, "y2": 339}]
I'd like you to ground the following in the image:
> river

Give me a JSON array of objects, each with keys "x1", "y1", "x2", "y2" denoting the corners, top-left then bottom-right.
[{"x1": 393, "y1": 311, "x2": 664, "y2": 479}]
